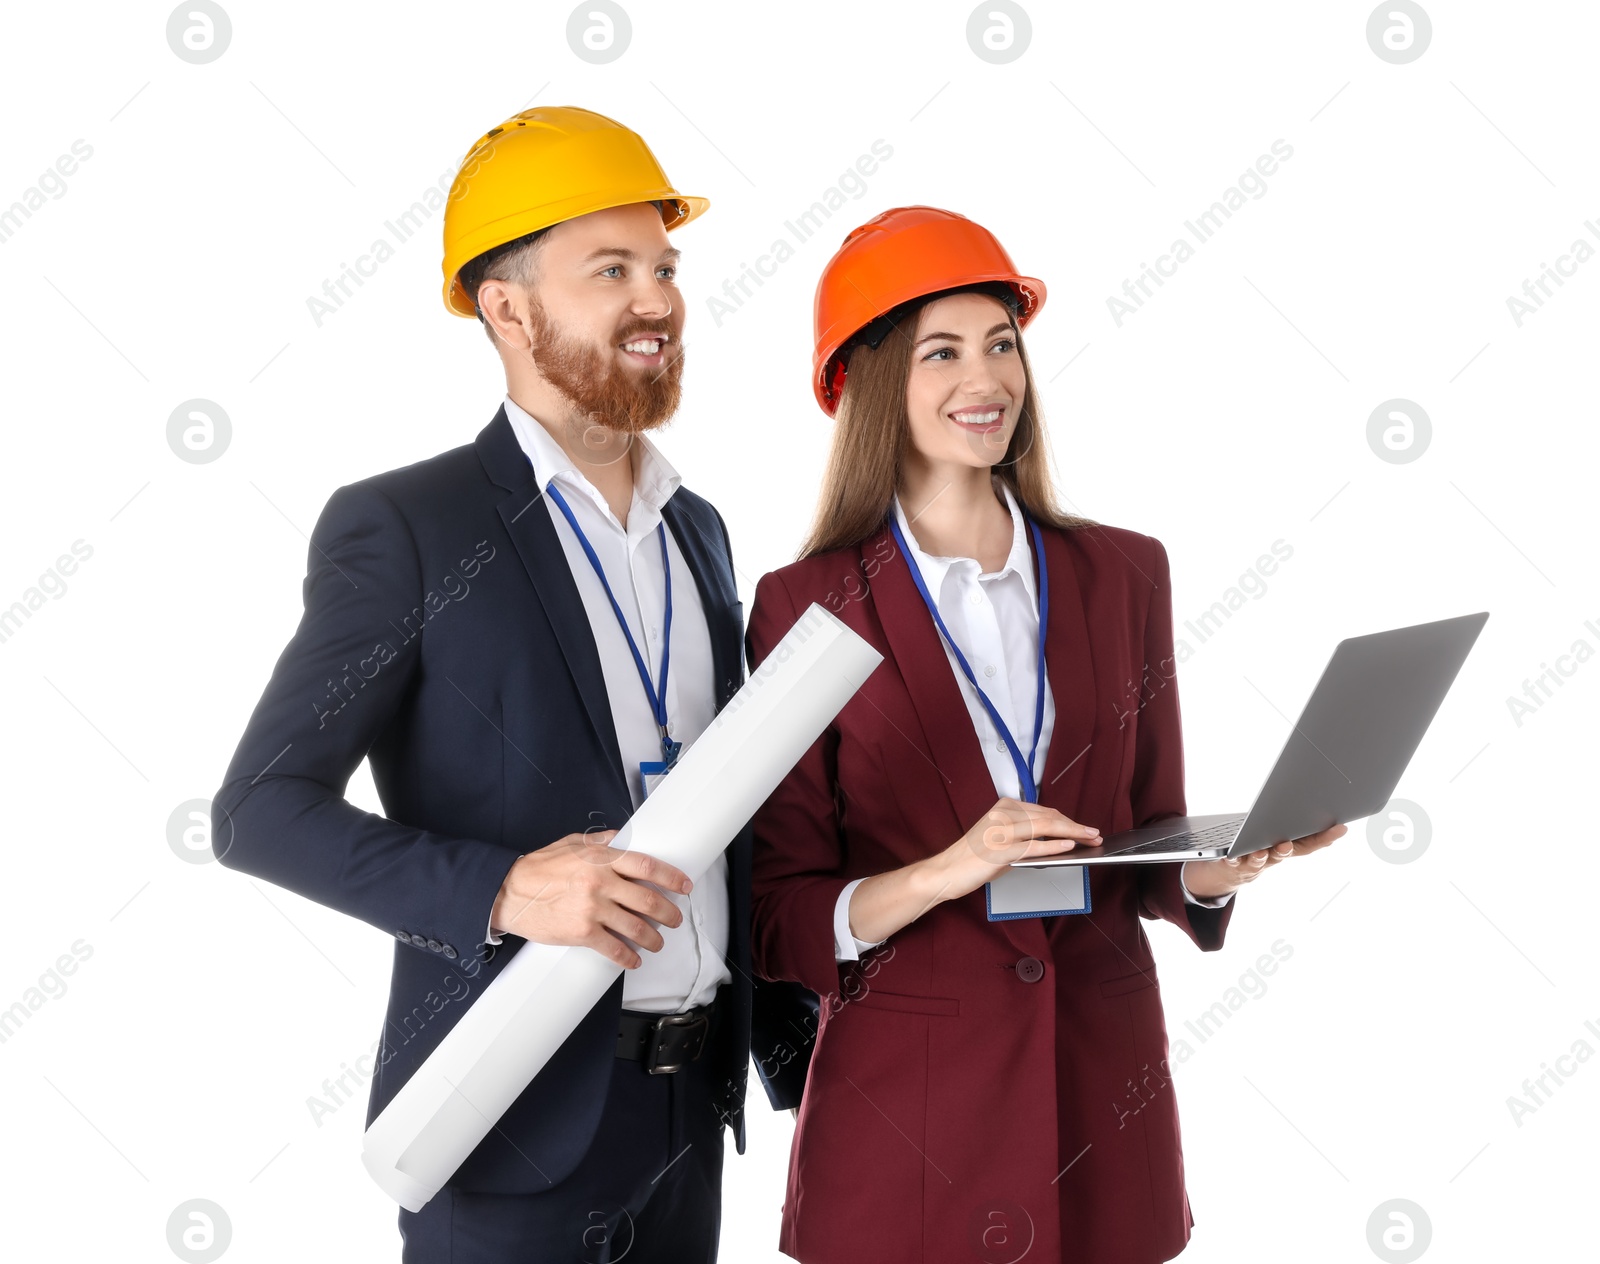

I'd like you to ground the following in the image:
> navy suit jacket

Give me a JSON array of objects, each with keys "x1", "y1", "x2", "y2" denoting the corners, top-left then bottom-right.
[{"x1": 212, "y1": 404, "x2": 813, "y2": 1194}]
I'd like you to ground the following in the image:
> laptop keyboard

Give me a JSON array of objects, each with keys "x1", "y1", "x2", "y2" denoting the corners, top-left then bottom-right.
[{"x1": 1115, "y1": 818, "x2": 1245, "y2": 857}]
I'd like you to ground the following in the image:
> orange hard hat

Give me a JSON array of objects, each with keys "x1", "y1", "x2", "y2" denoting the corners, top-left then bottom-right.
[{"x1": 811, "y1": 206, "x2": 1046, "y2": 415}]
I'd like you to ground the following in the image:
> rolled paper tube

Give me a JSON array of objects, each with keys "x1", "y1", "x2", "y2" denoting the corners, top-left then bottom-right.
[{"x1": 361, "y1": 602, "x2": 882, "y2": 1210}]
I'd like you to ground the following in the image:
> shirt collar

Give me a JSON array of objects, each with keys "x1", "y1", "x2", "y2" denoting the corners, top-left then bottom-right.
[
  {"x1": 502, "y1": 394, "x2": 682, "y2": 520},
  {"x1": 890, "y1": 479, "x2": 1039, "y2": 605}
]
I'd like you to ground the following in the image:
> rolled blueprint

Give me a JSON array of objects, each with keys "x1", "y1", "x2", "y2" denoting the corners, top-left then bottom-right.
[{"x1": 361, "y1": 602, "x2": 882, "y2": 1210}]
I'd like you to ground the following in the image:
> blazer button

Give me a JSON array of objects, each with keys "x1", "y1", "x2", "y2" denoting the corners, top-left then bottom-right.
[
  {"x1": 442, "y1": 945, "x2": 457, "y2": 959},
  {"x1": 394, "y1": 929, "x2": 410, "y2": 942},
  {"x1": 410, "y1": 933, "x2": 428, "y2": 948},
  {"x1": 1016, "y1": 956, "x2": 1045, "y2": 984},
  {"x1": 427, "y1": 939, "x2": 443, "y2": 953}
]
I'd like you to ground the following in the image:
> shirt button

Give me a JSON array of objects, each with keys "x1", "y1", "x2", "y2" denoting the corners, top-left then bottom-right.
[
  {"x1": 996, "y1": 741, "x2": 1007, "y2": 754},
  {"x1": 969, "y1": 592, "x2": 983, "y2": 606},
  {"x1": 984, "y1": 664, "x2": 997, "y2": 677}
]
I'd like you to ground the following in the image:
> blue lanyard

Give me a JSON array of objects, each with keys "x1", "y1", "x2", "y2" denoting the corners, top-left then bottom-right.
[
  {"x1": 888, "y1": 509, "x2": 1049, "y2": 803},
  {"x1": 544, "y1": 482, "x2": 681, "y2": 767}
]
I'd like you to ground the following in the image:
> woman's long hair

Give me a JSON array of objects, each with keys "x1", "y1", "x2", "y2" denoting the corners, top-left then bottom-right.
[{"x1": 798, "y1": 296, "x2": 1096, "y2": 559}]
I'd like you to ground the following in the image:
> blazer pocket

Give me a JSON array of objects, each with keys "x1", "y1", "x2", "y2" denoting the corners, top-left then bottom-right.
[
  {"x1": 847, "y1": 987, "x2": 961, "y2": 1017},
  {"x1": 1099, "y1": 968, "x2": 1159, "y2": 998}
]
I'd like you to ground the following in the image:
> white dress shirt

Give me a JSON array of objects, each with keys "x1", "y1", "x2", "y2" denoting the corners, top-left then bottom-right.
[
  {"x1": 832, "y1": 479, "x2": 1229, "y2": 962},
  {"x1": 491, "y1": 395, "x2": 732, "y2": 1013}
]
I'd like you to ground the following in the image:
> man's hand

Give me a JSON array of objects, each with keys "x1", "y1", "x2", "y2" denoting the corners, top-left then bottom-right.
[
  {"x1": 489, "y1": 831, "x2": 694, "y2": 968},
  {"x1": 1181, "y1": 824, "x2": 1347, "y2": 900}
]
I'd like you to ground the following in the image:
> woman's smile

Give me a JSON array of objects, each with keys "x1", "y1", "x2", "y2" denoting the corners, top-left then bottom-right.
[{"x1": 947, "y1": 403, "x2": 1007, "y2": 434}]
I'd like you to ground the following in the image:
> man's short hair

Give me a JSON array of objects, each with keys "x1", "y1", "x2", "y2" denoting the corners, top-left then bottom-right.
[
  {"x1": 458, "y1": 227, "x2": 552, "y2": 344},
  {"x1": 457, "y1": 202, "x2": 670, "y2": 346}
]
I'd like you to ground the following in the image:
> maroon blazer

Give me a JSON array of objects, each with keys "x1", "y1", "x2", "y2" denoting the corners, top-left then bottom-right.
[{"x1": 745, "y1": 517, "x2": 1235, "y2": 1264}]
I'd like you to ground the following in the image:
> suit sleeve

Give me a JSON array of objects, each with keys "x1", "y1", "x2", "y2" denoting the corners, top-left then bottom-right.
[
  {"x1": 745, "y1": 569, "x2": 854, "y2": 1002},
  {"x1": 210, "y1": 481, "x2": 519, "y2": 961},
  {"x1": 1130, "y1": 535, "x2": 1233, "y2": 951},
  {"x1": 714, "y1": 508, "x2": 825, "y2": 1112}
]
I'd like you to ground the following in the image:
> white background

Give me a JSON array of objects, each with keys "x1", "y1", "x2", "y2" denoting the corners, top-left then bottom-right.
[{"x1": 0, "y1": 1, "x2": 1594, "y2": 1261}]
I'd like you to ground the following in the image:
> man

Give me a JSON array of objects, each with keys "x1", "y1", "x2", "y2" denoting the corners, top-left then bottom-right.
[{"x1": 211, "y1": 106, "x2": 809, "y2": 1262}]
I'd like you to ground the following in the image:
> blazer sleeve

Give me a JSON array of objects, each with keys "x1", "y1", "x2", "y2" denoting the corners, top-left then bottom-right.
[
  {"x1": 744, "y1": 569, "x2": 853, "y2": 1002},
  {"x1": 210, "y1": 481, "x2": 519, "y2": 962},
  {"x1": 1130, "y1": 535, "x2": 1233, "y2": 952}
]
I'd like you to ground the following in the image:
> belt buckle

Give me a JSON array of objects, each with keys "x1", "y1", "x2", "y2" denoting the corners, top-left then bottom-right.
[{"x1": 646, "y1": 1009, "x2": 709, "y2": 1075}]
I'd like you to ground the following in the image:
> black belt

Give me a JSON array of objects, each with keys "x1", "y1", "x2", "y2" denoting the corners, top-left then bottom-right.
[{"x1": 616, "y1": 997, "x2": 718, "y2": 1074}]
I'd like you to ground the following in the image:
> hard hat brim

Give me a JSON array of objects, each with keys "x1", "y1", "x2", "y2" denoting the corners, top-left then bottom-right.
[
  {"x1": 814, "y1": 273, "x2": 1047, "y2": 415},
  {"x1": 443, "y1": 193, "x2": 708, "y2": 318}
]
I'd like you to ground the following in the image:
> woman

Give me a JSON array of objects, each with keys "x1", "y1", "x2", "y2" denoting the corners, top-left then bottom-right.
[{"x1": 745, "y1": 206, "x2": 1344, "y2": 1264}]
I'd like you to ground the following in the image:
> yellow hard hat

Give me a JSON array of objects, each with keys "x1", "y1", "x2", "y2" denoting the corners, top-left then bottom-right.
[{"x1": 441, "y1": 105, "x2": 709, "y2": 317}]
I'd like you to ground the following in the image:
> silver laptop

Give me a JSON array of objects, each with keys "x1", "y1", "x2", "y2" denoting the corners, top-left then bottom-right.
[{"x1": 1012, "y1": 611, "x2": 1489, "y2": 868}]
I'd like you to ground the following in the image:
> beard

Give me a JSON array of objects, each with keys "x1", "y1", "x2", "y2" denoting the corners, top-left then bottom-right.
[{"x1": 526, "y1": 301, "x2": 684, "y2": 435}]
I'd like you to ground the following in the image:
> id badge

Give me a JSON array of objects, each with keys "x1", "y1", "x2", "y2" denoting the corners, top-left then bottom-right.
[
  {"x1": 985, "y1": 866, "x2": 1091, "y2": 921},
  {"x1": 639, "y1": 760, "x2": 671, "y2": 800}
]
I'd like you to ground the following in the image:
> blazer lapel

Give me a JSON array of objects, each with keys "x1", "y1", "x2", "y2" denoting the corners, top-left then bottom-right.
[
  {"x1": 1034, "y1": 526, "x2": 1099, "y2": 810},
  {"x1": 866, "y1": 522, "x2": 998, "y2": 840},
  {"x1": 475, "y1": 406, "x2": 631, "y2": 810},
  {"x1": 869, "y1": 518, "x2": 1101, "y2": 956},
  {"x1": 660, "y1": 494, "x2": 742, "y2": 711},
  {"x1": 660, "y1": 492, "x2": 751, "y2": 977}
]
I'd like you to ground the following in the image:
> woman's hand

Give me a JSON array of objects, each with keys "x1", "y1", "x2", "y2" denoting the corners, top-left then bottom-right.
[
  {"x1": 1180, "y1": 824, "x2": 1347, "y2": 900},
  {"x1": 923, "y1": 798, "x2": 1103, "y2": 905},
  {"x1": 841, "y1": 799, "x2": 1101, "y2": 948}
]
